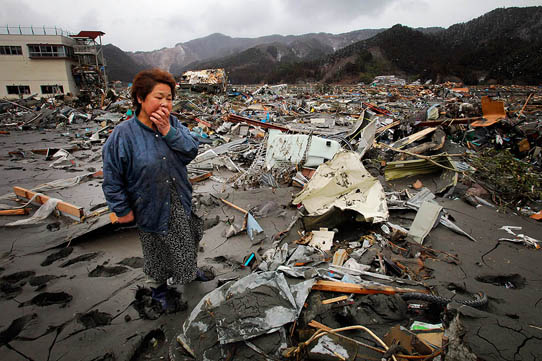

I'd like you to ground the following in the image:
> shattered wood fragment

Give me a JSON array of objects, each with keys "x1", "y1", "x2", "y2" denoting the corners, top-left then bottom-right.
[
  {"x1": 219, "y1": 198, "x2": 248, "y2": 214},
  {"x1": 517, "y1": 93, "x2": 533, "y2": 118},
  {"x1": 312, "y1": 280, "x2": 426, "y2": 295},
  {"x1": 417, "y1": 117, "x2": 479, "y2": 127},
  {"x1": 321, "y1": 295, "x2": 349, "y2": 305},
  {"x1": 0, "y1": 208, "x2": 29, "y2": 216},
  {"x1": 390, "y1": 127, "x2": 437, "y2": 149},
  {"x1": 195, "y1": 117, "x2": 213, "y2": 128},
  {"x1": 376, "y1": 120, "x2": 400, "y2": 134},
  {"x1": 189, "y1": 171, "x2": 213, "y2": 184},
  {"x1": 362, "y1": 102, "x2": 391, "y2": 115},
  {"x1": 227, "y1": 113, "x2": 288, "y2": 132},
  {"x1": 308, "y1": 320, "x2": 332, "y2": 331},
  {"x1": 13, "y1": 186, "x2": 84, "y2": 220}
]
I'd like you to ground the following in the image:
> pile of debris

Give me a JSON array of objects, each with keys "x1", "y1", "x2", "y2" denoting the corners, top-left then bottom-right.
[{"x1": 1, "y1": 79, "x2": 541, "y2": 360}]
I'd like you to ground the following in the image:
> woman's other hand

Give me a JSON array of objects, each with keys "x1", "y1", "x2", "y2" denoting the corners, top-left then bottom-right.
[
  {"x1": 150, "y1": 105, "x2": 171, "y2": 136},
  {"x1": 117, "y1": 210, "x2": 135, "y2": 223}
]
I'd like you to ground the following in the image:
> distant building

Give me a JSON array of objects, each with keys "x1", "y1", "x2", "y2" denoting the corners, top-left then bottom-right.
[{"x1": 0, "y1": 26, "x2": 106, "y2": 99}]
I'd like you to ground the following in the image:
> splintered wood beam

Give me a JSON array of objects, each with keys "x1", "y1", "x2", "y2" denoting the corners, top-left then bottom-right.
[
  {"x1": 390, "y1": 127, "x2": 437, "y2": 149},
  {"x1": 376, "y1": 120, "x2": 400, "y2": 134},
  {"x1": 0, "y1": 208, "x2": 29, "y2": 216},
  {"x1": 189, "y1": 171, "x2": 213, "y2": 184},
  {"x1": 13, "y1": 186, "x2": 84, "y2": 220},
  {"x1": 312, "y1": 280, "x2": 427, "y2": 295},
  {"x1": 219, "y1": 198, "x2": 248, "y2": 214},
  {"x1": 308, "y1": 320, "x2": 332, "y2": 332},
  {"x1": 321, "y1": 295, "x2": 348, "y2": 305}
]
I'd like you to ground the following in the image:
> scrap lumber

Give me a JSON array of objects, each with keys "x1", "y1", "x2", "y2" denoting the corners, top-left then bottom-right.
[
  {"x1": 0, "y1": 208, "x2": 29, "y2": 216},
  {"x1": 8, "y1": 146, "x2": 81, "y2": 157},
  {"x1": 362, "y1": 102, "x2": 391, "y2": 116},
  {"x1": 321, "y1": 295, "x2": 349, "y2": 305},
  {"x1": 390, "y1": 127, "x2": 436, "y2": 149},
  {"x1": 227, "y1": 113, "x2": 289, "y2": 132},
  {"x1": 308, "y1": 320, "x2": 332, "y2": 331},
  {"x1": 189, "y1": 171, "x2": 213, "y2": 184},
  {"x1": 376, "y1": 120, "x2": 400, "y2": 134},
  {"x1": 219, "y1": 198, "x2": 248, "y2": 214},
  {"x1": 13, "y1": 186, "x2": 84, "y2": 220},
  {"x1": 517, "y1": 93, "x2": 533, "y2": 118},
  {"x1": 417, "y1": 117, "x2": 480, "y2": 127},
  {"x1": 195, "y1": 117, "x2": 213, "y2": 128},
  {"x1": 312, "y1": 280, "x2": 427, "y2": 295}
]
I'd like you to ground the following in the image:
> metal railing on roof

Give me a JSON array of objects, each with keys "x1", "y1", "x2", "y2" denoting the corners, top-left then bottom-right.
[{"x1": 0, "y1": 26, "x2": 73, "y2": 36}]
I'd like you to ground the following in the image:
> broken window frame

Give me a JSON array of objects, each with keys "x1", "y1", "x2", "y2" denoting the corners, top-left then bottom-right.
[
  {"x1": 27, "y1": 44, "x2": 75, "y2": 59},
  {"x1": 0, "y1": 45, "x2": 23, "y2": 55},
  {"x1": 40, "y1": 84, "x2": 64, "y2": 94},
  {"x1": 6, "y1": 85, "x2": 30, "y2": 95}
]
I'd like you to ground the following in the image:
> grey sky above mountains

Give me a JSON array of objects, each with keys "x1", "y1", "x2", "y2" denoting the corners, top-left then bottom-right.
[{"x1": 2, "y1": 0, "x2": 540, "y2": 52}]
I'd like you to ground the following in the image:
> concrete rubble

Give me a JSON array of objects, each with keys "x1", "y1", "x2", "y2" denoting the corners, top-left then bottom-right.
[{"x1": 0, "y1": 80, "x2": 541, "y2": 360}]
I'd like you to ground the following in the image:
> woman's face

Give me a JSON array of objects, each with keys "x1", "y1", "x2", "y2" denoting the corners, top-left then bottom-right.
[{"x1": 138, "y1": 83, "x2": 173, "y2": 117}]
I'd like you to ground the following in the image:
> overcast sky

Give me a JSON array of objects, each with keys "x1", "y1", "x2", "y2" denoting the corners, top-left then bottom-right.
[{"x1": 1, "y1": 0, "x2": 540, "y2": 52}]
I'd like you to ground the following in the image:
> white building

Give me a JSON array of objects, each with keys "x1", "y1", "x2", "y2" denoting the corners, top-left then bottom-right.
[{"x1": 0, "y1": 26, "x2": 106, "y2": 99}]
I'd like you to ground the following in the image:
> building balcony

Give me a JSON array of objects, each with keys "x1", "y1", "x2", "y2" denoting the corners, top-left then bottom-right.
[{"x1": 73, "y1": 44, "x2": 97, "y2": 55}]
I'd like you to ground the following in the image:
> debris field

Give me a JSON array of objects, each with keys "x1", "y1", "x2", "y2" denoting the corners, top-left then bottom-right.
[{"x1": 1, "y1": 79, "x2": 541, "y2": 361}]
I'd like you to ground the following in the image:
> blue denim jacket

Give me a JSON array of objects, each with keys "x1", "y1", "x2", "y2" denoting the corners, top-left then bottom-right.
[{"x1": 102, "y1": 115, "x2": 199, "y2": 234}]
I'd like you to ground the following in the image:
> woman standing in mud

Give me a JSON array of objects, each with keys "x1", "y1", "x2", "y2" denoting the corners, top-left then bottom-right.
[{"x1": 102, "y1": 69, "x2": 207, "y2": 308}]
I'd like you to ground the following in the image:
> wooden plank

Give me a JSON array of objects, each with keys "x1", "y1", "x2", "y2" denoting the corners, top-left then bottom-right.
[
  {"x1": 189, "y1": 171, "x2": 213, "y2": 184},
  {"x1": 390, "y1": 127, "x2": 436, "y2": 149},
  {"x1": 417, "y1": 117, "x2": 479, "y2": 127},
  {"x1": 322, "y1": 295, "x2": 348, "y2": 305},
  {"x1": 308, "y1": 320, "x2": 332, "y2": 331},
  {"x1": 312, "y1": 280, "x2": 426, "y2": 295},
  {"x1": 219, "y1": 198, "x2": 248, "y2": 214},
  {"x1": 517, "y1": 93, "x2": 533, "y2": 118},
  {"x1": 195, "y1": 117, "x2": 213, "y2": 128},
  {"x1": 13, "y1": 186, "x2": 84, "y2": 220},
  {"x1": 376, "y1": 120, "x2": 400, "y2": 134},
  {"x1": 227, "y1": 114, "x2": 289, "y2": 132},
  {"x1": 0, "y1": 208, "x2": 29, "y2": 216}
]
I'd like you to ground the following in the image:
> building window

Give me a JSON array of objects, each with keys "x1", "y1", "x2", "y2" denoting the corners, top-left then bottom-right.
[
  {"x1": 41, "y1": 85, "x2": 64, "y2": 94},
  {"x1": 28, "y1": 44, "x2": 74, "y2": 58},
  {"x1": 7, "y1": 85, "x2": 31, "y2": 95},
  {"x1": 0, "y1": 46, "x2": 22, "y2": 55}
]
